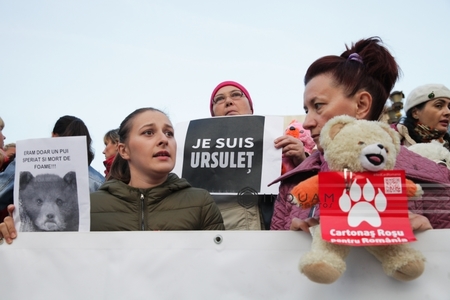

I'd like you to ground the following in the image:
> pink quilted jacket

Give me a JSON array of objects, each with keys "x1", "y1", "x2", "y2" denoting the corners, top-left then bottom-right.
[{"x1": 270, "y1": 147, "x2": 450, "y2": 230}]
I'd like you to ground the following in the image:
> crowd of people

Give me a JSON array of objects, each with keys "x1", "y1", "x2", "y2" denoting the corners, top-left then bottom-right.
[{"x1": 1, "y1": 36, "x2": 450, "y2": 246}]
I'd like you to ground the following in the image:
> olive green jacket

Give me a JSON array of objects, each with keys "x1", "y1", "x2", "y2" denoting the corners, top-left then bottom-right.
[{"x1": 90, "y1": 173, "x2": 224, "y2": 231}]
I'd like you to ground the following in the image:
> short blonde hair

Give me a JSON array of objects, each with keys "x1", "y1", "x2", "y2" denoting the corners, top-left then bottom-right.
[
  {"x1": 4, "y1": 143, "x2": 15, "y2": 151},
  {"x1": 0, "y1": 117, "x2": 4, "y2": 130},
  {"x1": 103, "y1": 129, "x2": 119, "y2": 145}
]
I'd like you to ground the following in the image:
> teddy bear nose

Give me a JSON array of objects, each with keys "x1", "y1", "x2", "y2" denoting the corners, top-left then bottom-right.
[{"x1": 377, "y1": 144, "x2": 384, "y2": 149}]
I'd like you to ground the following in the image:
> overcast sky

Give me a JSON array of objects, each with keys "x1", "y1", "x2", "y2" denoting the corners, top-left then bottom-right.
[{"x1": 1, "y1": 0, "x2": 449, "y2": 173}]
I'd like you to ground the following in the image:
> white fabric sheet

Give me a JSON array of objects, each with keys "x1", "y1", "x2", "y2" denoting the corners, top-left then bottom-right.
[{"x1": 0, "y1": 230, "x2": 448, "y2": 299}]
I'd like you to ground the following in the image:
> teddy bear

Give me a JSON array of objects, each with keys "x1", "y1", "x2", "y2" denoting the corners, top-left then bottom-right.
[
  {"x1": 408, "y1": 140, "x2": 450, "y2": 170},
  {"x1": 281, "y1": 119, "x2": 315, "y2": 174},
  {"x1": 290, "y1": 115, "x2": 425, "y2": 284}
]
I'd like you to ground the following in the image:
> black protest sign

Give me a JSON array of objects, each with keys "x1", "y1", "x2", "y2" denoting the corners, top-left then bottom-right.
[{"x1": 182, "y1": 116, "x2": 264, "y2": 193}]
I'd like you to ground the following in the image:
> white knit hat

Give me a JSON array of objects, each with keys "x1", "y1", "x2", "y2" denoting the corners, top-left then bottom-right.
[{"x1": 404, "y1": 83, "x2": 450, "y2": 113}]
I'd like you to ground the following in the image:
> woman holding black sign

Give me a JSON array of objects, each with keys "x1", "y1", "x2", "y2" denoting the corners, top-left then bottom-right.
[
  {"x1": 208, "y1": 81, "x2": 311, "y2": 230},
  {"x1": 210, "y1": 81, "x2": 308, "y2": 167}
]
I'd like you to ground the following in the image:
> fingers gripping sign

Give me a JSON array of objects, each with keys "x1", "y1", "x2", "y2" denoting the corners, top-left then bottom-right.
[{"x1": 0, "y1": 205, "x2": 17, "y2": 245}]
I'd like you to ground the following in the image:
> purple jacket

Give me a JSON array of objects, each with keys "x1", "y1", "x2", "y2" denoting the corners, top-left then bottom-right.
[{"x1": 270, "y1": 147, "x2": 450, "y2": 230}]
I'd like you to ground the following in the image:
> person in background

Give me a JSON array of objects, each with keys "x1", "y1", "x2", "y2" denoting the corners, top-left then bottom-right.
[
  {"x1": 102, "y1": 129, "x2": 119, "y2": 177},
  {"x1": 0, "y1": 117, "x2": 13, "y2": 222},
  {"x1": 0, "y1": 117, "x2": 5, "y2": 149},
  {"x1": 0, "y1": 117, "x2": 11, "y2": 172},
  {"x1": 0, "y1": 115, "x2": 105, "y2": 220},
  {"x1": 270, "y1": 36, "x2": 450, "y2": 231},
  {"x1": 0, "y1": 107, "x2": 224, "y2": 241},
  {"x1": 3, "y1": 143, "x2": 16, "y2": 161},
  {"x1": 52, "y1": 116, "x2": 105, "y2": 192},
  {"x1": 393, "y1": 83, "x2": 450, "y2": 148}
]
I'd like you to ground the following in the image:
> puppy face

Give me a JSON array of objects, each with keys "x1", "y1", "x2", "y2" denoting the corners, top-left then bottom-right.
[{"x1": 20, "y1": 171, "x2": 79, "y2": 231}]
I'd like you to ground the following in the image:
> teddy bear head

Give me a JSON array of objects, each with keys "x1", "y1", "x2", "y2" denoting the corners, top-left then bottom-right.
[{"x1": 320, "y1": 115, "x2": 400, "y2": 172}]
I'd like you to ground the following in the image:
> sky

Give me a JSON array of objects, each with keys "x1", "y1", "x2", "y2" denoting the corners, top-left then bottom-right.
[{"x1": 1, "y1": 0, "x2": 449, "y2": 173}]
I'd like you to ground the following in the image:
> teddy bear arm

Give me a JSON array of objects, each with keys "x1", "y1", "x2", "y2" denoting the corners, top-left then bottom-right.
[
  {"x1": 405, "y1": 179, "x2": 423, "y2": 199},
  {"x1": 290, "y1": 175, "x2": 319, "y2": 208}
]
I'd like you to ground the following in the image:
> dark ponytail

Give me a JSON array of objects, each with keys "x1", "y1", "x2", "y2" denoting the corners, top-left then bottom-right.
[
  {"x1": 56, "y1": 116, "x2": 95, "y2": 165},
  {"x1": 305, "y1": 37, "x2": 400, "y2": 121}
]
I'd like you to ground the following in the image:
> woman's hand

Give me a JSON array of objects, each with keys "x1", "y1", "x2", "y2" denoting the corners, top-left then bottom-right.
[
  {"x1": 290, "y1": 217, "x2": 319, "y2": 232},
  {"x1": 0, "y1": 205, "x2": 17, "y2": 244},
  {"x1": 409, "y1": 212, "x2": 432, "y2": 232},
  {"x1": 274, "y1": 135, "x2": 307, "y2": 167}
]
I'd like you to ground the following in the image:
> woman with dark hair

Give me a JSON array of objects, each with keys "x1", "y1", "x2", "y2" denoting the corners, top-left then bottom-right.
[
  {"x1": 0, "y1": 115, "x2": 104, "y2": 222},
  {"x1": 270, "y1": 37, "x2": 450, "y2": 232},
  {"x1": 89, "y1": 107, "x2": 224, "y2": 231},
  {"x1": 394, "y1": 84, "x2": 450, "y2": 148},
  {"x1": 52, "y1": 115, "x2": 104, "y2": 192}
]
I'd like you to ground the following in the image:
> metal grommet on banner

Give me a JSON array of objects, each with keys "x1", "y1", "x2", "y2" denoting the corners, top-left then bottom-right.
[{"x1": 214, "y1": 234, "x2": 223, "y2": 244}]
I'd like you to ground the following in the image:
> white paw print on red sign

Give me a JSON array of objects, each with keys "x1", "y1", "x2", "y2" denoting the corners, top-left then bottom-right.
[{"x1": 339, "y1": 178, "x2": 387, "y2": 227}]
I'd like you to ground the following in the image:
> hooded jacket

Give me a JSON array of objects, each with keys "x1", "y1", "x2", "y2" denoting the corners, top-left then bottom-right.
[
  {"x1": 91, "y1": 173, "x2": 224, "y2": 231},
  {"x1": 270, "y1": 147, "x2": 450, "y2": 230}
]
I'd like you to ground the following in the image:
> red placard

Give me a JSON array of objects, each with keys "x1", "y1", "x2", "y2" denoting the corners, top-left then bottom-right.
[{"x1": 319, "y1": 170, "x2": 416, "y2": 246}]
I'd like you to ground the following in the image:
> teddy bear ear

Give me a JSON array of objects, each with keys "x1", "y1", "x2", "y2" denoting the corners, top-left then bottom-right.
[
  {"x1": 328, "y1": 123, "x2": 345, "y2": 140},
  {"x1": 322, "y1": 115, "x2": 356, "y2": 141},
  {"x1": 19, "y1": 171, "x2": 34, "y2": 189},
  {"x1": 63, "y1": 171, "x2": 78, "y2": 189}
]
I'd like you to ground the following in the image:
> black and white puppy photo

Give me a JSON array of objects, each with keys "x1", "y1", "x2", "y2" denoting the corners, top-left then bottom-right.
[{"x1": 19, "y1": 171, "x2": 79, "y2": 231}]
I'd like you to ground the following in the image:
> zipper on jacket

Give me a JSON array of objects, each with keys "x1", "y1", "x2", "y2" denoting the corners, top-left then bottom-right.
[{"x1": 140, "y1": 193, "x2": 145, "y2": 231}]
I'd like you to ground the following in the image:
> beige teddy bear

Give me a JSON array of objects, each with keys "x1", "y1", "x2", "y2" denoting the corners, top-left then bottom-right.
[{"x1": 290, "y1": 115, "x2": 425, "y2": 284}]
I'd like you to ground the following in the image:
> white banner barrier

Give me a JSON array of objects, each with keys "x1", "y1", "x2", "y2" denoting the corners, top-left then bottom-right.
[{"x1": 1, "y1": 230, "x2": 449, "y2": 299}]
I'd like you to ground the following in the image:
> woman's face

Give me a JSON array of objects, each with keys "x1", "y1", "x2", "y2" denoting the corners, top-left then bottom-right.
[
  {"x1": 0, "y1": 129, "x2": 5, "y2": 149},
  {"x1": 102, "y1": 139, "x2": 118, "y2": 159},
  {"x1": 119, "y1": 110, "x2": 176, "y2": 182},
  {"x1": 412, "y1": 98, "x2": 450, "y2": 133},
  {"x1": 212, "y1": 85, "x2": 253, "y2": 116},
  {"x1": 303, "y1": 73, "x2": 369, "y2": 150}
]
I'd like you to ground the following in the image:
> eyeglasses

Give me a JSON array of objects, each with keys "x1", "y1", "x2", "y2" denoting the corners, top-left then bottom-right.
[{"x1": 213, "y1": 91, "x2": 245, "y2": 105}]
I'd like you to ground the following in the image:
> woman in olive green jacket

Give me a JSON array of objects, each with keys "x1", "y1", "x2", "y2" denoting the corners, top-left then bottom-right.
[
  {"x1": 91, "y1": 173, "x2": 224, "y2": 231},
  {"x1": 91, "y1": 107, "x2": 224, "y2": 231}
]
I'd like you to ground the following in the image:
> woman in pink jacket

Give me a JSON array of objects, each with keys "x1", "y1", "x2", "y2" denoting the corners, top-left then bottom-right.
[{"x1": 270, "y1": 37, "x2": 450, "y2": 231}]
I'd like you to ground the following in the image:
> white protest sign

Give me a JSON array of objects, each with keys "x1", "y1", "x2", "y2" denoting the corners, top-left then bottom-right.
[
  {"x1": 0, "y1": 230, "x2": 448, "y2": 299},
  {"x1": 173, "y1": 115, "x2": 283, "y2": 195},
  {"x1": 13, "y1": 136, "x2": 90, "y2": 232}
]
